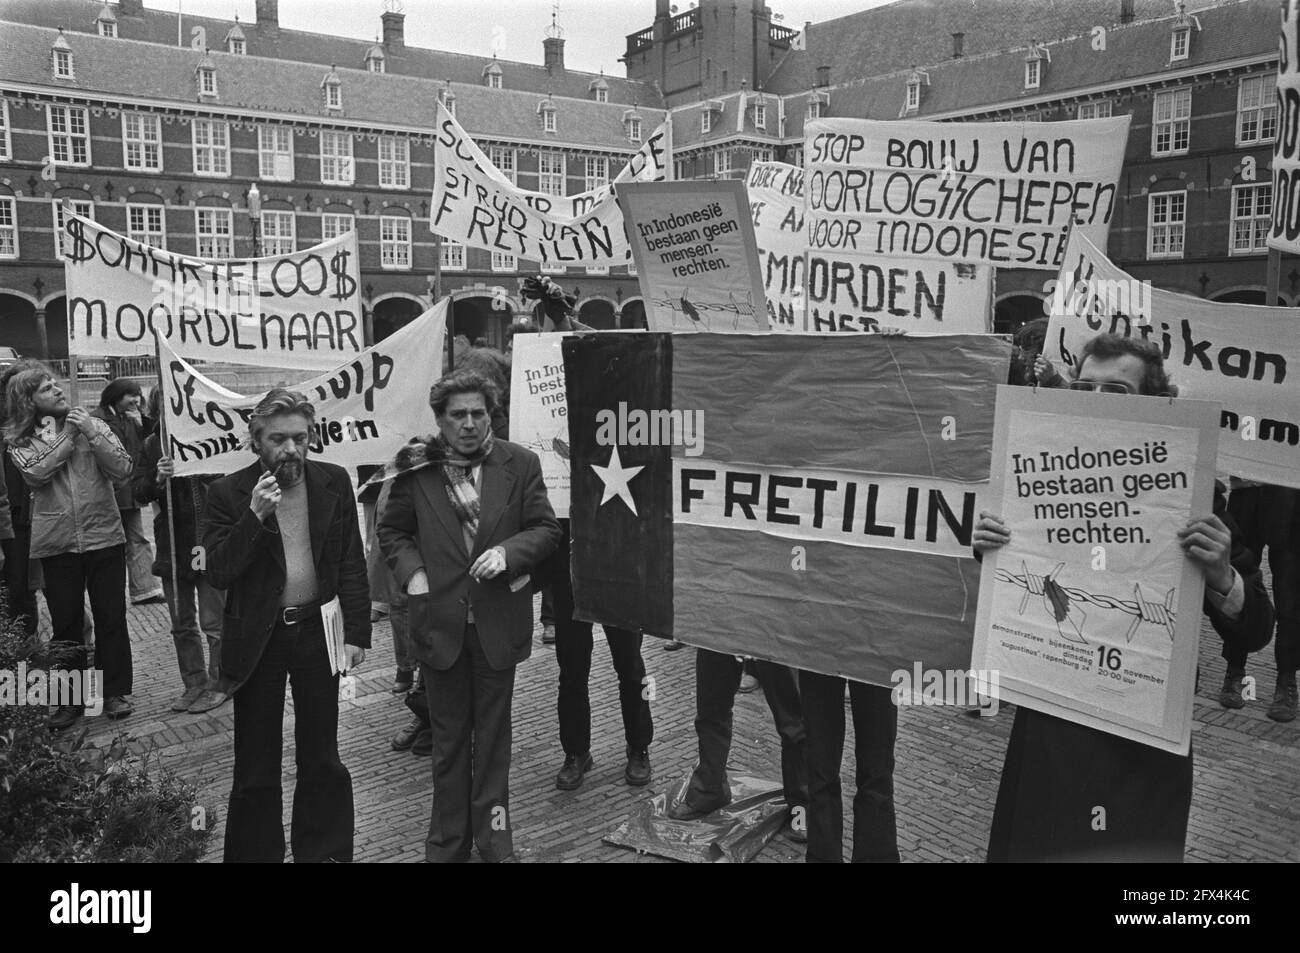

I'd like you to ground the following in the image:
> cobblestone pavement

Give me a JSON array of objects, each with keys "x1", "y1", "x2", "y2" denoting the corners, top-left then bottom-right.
[{"x1": 46, "y1": 512, "x2": 1300, "y2": 863}]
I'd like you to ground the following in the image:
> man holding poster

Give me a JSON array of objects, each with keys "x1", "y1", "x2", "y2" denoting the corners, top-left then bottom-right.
[{"x1": 973, "y1": 334, "x2": 1274, "y2": 862}]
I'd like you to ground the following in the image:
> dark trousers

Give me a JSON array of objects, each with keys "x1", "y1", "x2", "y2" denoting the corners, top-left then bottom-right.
[
  {"x1": 551, "y1": 523, "x2": 652, "y2": 755},
  {"x1": 799, "y1": 672, "x2": 900, "y2": 864},
  {"x1": 423, "y1": 624, "x2": 516, "y2": 863},
  {"x1": 1, "y1": 526, "x2": 38, "y2": 636},
  {"x1": 224, "y1": 616, "x2": 354, "y2": 863},
  {"x1": 42, "y1": 545, "x2": 131, "y2": 698},
  {"x1": 1225, "y1": 485, "x2": 1300, "y2": 674},
  {"x1": 685, "y1": 649, "x2": 808, "y2": 811}
]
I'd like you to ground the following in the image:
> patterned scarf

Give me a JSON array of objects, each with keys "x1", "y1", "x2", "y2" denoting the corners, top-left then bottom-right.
[{"x1": 437, "y1": 431, "x2": 494, "y2": 552}]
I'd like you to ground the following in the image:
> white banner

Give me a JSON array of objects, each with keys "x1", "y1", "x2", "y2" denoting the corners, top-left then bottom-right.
[
  {"x1": 1043, "y1": 230, "x2": 1300, "y2": 488},
  {"x1": 509, "y1": 332, "x2": 572, "y2": 517},
  {"x1": 1271, "y1": 1, "x2": 1300, "y2": 252},
  {"x1": 430, "y1": 101, "x2": 668, "y2": 266},
  {"x1": 162, "y1": 301, "x2": 446, "y2": 478},
  {"x1": 805, "y1": 116, "x2": 1130, "y2": 270},
  {"x1": 747, "y1": 161, "x2": 807, "y2": 332},
  {"x1": 747, "y1": 161, "x2": 991, "y2": 332},
  {"x1": 64, "y1": 212, "x2": 363, "y2": 368}
]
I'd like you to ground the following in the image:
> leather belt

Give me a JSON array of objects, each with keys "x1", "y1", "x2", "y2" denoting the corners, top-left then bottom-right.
[{"x1": 280, "y1": 602, "x2": 320, "y2": 626}]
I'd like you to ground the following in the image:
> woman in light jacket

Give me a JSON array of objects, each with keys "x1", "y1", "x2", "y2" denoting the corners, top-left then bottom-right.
[{"x1": 6, "y1": 366, "x2": 135, "y2": 727}]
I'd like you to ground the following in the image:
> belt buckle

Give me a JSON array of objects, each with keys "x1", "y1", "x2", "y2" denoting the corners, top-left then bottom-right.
[{"x1": 282, "y1": 606, "x2": 302, "y2": 626}]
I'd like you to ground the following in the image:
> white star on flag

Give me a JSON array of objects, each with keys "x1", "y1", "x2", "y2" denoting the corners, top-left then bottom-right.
[{"x1": 590, "y1": 445, "x2": 644, "y2": 516}]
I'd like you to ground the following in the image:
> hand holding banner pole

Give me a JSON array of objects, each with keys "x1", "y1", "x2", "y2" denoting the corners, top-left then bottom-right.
[{"x1": 154, "y1": 333, "x2": 180, "y2": 609}]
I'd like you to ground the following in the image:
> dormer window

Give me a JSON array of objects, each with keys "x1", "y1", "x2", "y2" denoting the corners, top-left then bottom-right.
[
  {"x1": 1169, "y1": 4, "x2": 1199, "y2": 63},
  {"x1": 484, "y1": 60, "x2": 503, "y2": 90},
  {"x1": 322, "y1": 68, "x2": 342, "y2": 112},
  {"x1": 539, "y1": 98, "x2": 557, "y2": 133},
  {"x1": 442, "y1": 83, "x2": 457, "y2": 118},
  {"x1": 51, "y1": 32, "x2": 74, "y2": 80},
  {"x1": 591, "y1": 75, "x2": 609, "y2": 103},
  {"x1": 196, "y1": 54, "x2": 217, "y2": 97},
  {"x1": 623, "y1": 109, "x2": 642, "y2": 142},
  {"x1": 806, "y1": 90, "x2": 829, "y2": 121},
  {"x1": 366, "y1": 44, "x2": 386, "y2": 73},
  {"x1": 226, "y1": 20, "x2": 247, "y2": 55},
  {"x1": 754, "y1": 101, "x2": 766, "y2": 129},
  {"x1": 1023, "y1": 43, "x2": 1048, "y2": 91},
  {"x1": 596, "y1": 87, "x2": 608, "y2": 103},
  {"x1": 701, "y1": 99, "x2": 723, "y2": 134},
  {"x1": 96, "y1": 4, "x2": 117, "y2": 38},
  {"x1": 903, "y1": 67, "x2": 928, "y2": 115}
]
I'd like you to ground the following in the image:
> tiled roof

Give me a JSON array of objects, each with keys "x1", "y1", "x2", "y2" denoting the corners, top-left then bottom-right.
[
  {"x1": 0, "y1": 21, "x2": 666, "y2": 150},
  {"x1": 0, "y1": 0, "x2": 665, "y2": 108},
  {"x1": 787, "y1": 0, "x2": 1274, "y2": 135},
  {"x1": 763, "y1": 0, "x2": 1232, "y2": 96}
]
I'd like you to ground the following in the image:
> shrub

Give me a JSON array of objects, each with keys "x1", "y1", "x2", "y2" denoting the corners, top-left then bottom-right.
[{"x1": 0, "y1": 591, "x2": 213, "y2": 862}]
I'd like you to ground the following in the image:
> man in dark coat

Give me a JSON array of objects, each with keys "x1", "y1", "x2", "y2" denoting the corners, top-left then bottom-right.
[
  {"x1": 203, "y1": 388, "x2": 371, "y2": 863},
  {"x1": 379, "y1": 370, "x2": 560, "y2": 863},
  {"x1": 975, "y1": 334, "x2": 1275, "y2": 862}
]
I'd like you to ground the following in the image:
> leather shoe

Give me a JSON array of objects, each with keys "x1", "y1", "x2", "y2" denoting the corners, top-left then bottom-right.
[
  {"x1": 170, "y1": 685, "x2": 206, "y2": 712},
  {"x1": 624, "y1": 747, "x2": 651, "y2": 786},
  {"x1": 188, "y1": 689, "x2": 228, "y2": 714},
  {"x1": 47, "y1": 704, "x2": 82, "y2": 731},
  {"x1": 663, "y1": 639, "x2": 684, "y2": 651},
  {"x1": 1268, "y1": 678, "x2": 1298, "y2": 722},
  {"x1": 410, "y1": 729, "x2": 433, "y2": 757},
  {"x1": 555, "y1": 752, "x2": 594, "y2": 790},
  {"x1": 541, "y1": 623, "x2": 556, "y2": 645},
  {"x1": 391, "y1": 716, "x2": 425, "y2": 751},
  {"x1": 738, "y1": 673, "x2": 759, "y2": 694},
  {"x1": 103, "y1": 696, "x2": 134, "y2": 719},
  {"x1": 666, "y1": 795, "x2": 727, "y2": 821},
  {"x1": 783, "y1": 808, "x2": 809, "y2": 843},
  {"x1": 1218, "y1": 669, "x2": 1246, "y2": 709},
  {"x1": 390, "y1": 669, "x2": 414, "y2": 694}
]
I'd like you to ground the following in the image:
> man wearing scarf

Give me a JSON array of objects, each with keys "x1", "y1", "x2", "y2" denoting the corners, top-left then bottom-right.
[{"x1": 379, "y1": 370, "x2": 560, "y2": 863}]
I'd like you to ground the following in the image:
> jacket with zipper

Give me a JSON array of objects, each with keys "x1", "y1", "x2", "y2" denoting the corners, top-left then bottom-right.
[{"x1": 8, "y1": 417, "x2": 133, "y2": 559}]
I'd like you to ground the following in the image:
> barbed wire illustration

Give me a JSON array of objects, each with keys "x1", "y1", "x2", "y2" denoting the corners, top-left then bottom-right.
[{"x1": 996, "y1": 560, "x2": 1176, "y2": 646}]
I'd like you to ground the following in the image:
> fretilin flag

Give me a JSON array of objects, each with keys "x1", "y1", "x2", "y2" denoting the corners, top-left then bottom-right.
[{"x1": 562, "y1": 332, "x2": 1012, "y2": 687}]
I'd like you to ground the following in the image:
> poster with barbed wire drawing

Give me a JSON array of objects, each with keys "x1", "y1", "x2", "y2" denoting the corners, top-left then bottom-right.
[
  {"x1": 510, "y1": 332, "x2": 573, "y2": 518},
  {"x1": 617, "y1": 180, "x2": 769, "y2": 334},
  {"x1": 972, "y1": 386, "x2": 1221, "y2": 755}
]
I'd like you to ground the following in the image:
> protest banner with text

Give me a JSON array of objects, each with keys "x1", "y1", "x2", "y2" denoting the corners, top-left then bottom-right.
[
  {"x1": 64, "y1": 212, "x2": 363, "y2": 368},
  {"x1": 618, "y1": 180, "x2": 768, "y2": 332},
  {"x1": 747, "y1": 161, "x2": 992, "y2": 332},
  {"x1": 804, "y1": 116, "x2": 1129, "y2": 270},
  {"x1": 972, "y1": 386, "x2": 1220, "y2": 755},
  {"x1": 509, "y1": 332, "x2": 573, "y2": 517},
  {"x1": 1271, "y1": 0, "x2": 1300, "y2": 254},
  {"x1": 430, "y1": 100, "x2": 668, "y2": 267},
  {"x1": 162, "y1": 301, "x2": 446, "y2": 477},
  {"x1": 1044, "y1": 229, "x2": 1300, "y2": 488}
]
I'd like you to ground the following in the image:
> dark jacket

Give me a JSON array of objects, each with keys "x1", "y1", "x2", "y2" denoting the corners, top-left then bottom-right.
[
  {"x1": 89, "y1": 406, "x2": 142, "y2": 511},
  {"x1": 378, "y1": 438, "x2": 560, "y2": 671},
  {"x1": 986, "y1": 486, "x2": 1274, "y2": 863},
  {"x1": 201, "y1": 459, "x2": 372, "y2": 692},
  {"x1": 131, "y1": 432, "x2": 216, "y2": 581},
  {"x1": 0, "y1": 436, "x2": 29, "y2": 530}
]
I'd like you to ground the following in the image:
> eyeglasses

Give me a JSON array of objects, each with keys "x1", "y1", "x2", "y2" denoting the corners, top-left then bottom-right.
[{"x1": 1067, "y1": 380, "x2": 1135, "y2": 395}]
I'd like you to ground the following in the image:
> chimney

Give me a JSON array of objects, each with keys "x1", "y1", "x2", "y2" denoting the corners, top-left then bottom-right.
[
  {"x1": 952, "y1": 32, "x2": 965, "y2": 58},
  {"x1": 1119, "y1": 0, "x2": 1135, "y2": 24},
  {"x1": 544, "y1": 36, "x2": 565, "y2": 71},
  {"x1": 656, "y1": 0, "x2": 671, "y2": 19},
  {"x1": 815, "y1": 64, "x2": 830, "y2": 87},
  {"x1": 255, "y1": 0, "x2": 278, "y2": 34},
  {"x1": 118, "y1": 0, "x2": 143, "y2": 15},
  {"x1": 382, "y1": 9, "x2": 405, "y2": 49}
]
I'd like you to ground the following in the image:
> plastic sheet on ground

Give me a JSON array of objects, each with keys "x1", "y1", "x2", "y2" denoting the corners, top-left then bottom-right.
[{"x1": 603, "y1": 773, "x2": 791, "y2": 863}]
